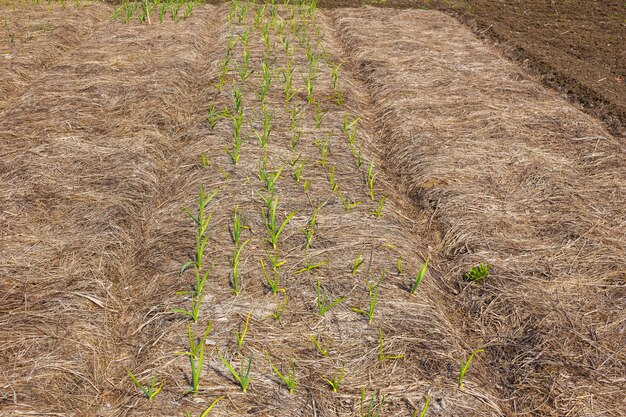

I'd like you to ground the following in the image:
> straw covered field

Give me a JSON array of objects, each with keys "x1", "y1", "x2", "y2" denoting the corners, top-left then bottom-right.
[{"x1": 0, "y1": 1, "x2": 624, "y2": 417}]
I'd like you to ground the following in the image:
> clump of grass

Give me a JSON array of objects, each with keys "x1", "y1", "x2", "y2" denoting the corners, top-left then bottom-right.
[
  {"x1": 378, "y1": 328, "x2": 404, "y2": 361},
  {"x1": 267, "y1": 355, "x2": 297, "y2": 394},
  {"x1": 459, "y1": 348, "x2": 484, "y2": 388},
  {"x1": 176, "y1": 321, "x2": 212, "y2": 395},
  {"x1": 323, "y1": 365, "x2": 345, "y2": 393},
  {"x1": 464, "y1": 264, "x2": 490, "y2": 282},
  {"x1": 220, "y1": 353, "x2": 253, "y2": 393},
  {"x1": 352, "y1": 272, "x2": 384, "y2": 324},
  {"x1": 410, "y1": 259, "x2": 429, "y2": 294},
  {"x1": 126, "y1": 369, "x2": 162, "y2": 401},
  {"x1": 234, "y1": 310, "x2": 252, "y2": 349},
  {"x1": 316, "y1": 279, "x2": 344, "y2": 316}
]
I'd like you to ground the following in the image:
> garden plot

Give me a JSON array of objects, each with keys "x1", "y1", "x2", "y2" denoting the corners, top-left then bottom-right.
[
  {"x1": 334, "y1": 7, "x2": 626, "y2": 417},
  {"x1": 1, "y1": 2, "x2": 624, "y2": 417}
]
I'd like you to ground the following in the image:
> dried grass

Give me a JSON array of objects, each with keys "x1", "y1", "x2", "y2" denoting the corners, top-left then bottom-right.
[
  {"x1": 2, "y1": 3, "x2": 622, "y2": 417},
  {"x1": 0, "y1": 1, "x2": 111, "y2": 112},
  {"x1": 334, "y1": 7, "x2": 626, "y2": 417},
  {"x1": 0, "y1": 3, "x2": 503, "y2": 416}
]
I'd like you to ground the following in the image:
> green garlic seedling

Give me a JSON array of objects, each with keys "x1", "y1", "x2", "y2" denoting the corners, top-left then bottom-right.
[
  {"x1": 262, "y1": 196, "x2": 296, "y2": 250},
  {"x1": 301, "y1": 203, "x2": 323, "y2": 249},
  {"x1": 413, "y1": 396, "x2": 430, "y2": 417},
  {"x1": 126, "y1": 369, "x2": 162, "y2": 401},
  {"x1": 295, "y1": 258, "x2": 328, "y2": 275},
  {"x1": 176, "y1": 321, "x2": 213, "y2": 394},
  {"x1": 257, "y1": 61, "x2": 272, "y2": 103},
  {"x1": 354, "y1": 145, "x2": 364, "y2": 168},
  {"x1": 260, "y1": 256, "x2": 285, "y2": 294},
  {"x1": 231, "y1": 239, "x2": 249, "y2": 294},
  {"x1": 314, "y1": 102, "x2": 327, "y2": 129},
  {"x1": 338, "y1": 191, "x2": 361, "y2": 212},
  {"x1": 230, "y1": 206, "x2": 247, "y2": 247},
  {"x1": 459, "y1": 348, "x2": 484, "y2": 388},
  {"x1": 290, "y1": 105, "x2": 305, "y2": 132},
  {"x1": 293, "y1": 160, "x2": 304, "y2": 182},
  {"x1": 234, "y1": 310, "x2": 252, "y2": 348},
  {"x1": 352, "y1": 254, "x2": 365, "y2": 275},
  {"x1": 309, "y1": 335, "x2": 329, "y2": 357},
  {"x1": 220, "y1": 353, "x2": 253, "y2": 393},
  {"x1": 410, "y1": 259, "x2": 429, "y2": 294},
  {"x1": 372, "y1": 196, "x2": 385, "y2": 219},
  {"x1": 360, "y1": 389, "x2": 386, "y2": 417},
  {"x1": 258, "y1": 164, "x2": 282, "y2": 195},
  {"x1": 267, "y1": 355, "x2": 297, "y2": 394},
  {"x1": 184, "y1": 396, "x2": 224, "y2": 417},
  {"x1": 352, "y1": 272, "x2": 384, "y2": 324},
  {"x1": 323, "y1": 366, "x2": 345, "y2": 393},
  {"x1": 342, "y1": 113, "x2": 360, "y2": 133},
  {"x1": 269, "y1": 294, "x2": 288, "y2": 321},
  {"x1": 316, "y1": 279, "x2": 344, "y2": 316},
  {"x1": 305, "y1": 74, "x2": 315, "y2": 104},
  {"x1": 367, "y1": 161, "x2": 377, "y2": 200},
  {"x1": 331, "y1": 62, "x2": 341, "y2": 91},
  {"x1": 314, "y1": 136, "x2": 331, "y2": 167},
  {"x1": 182, "y1": 187, "x2": 217, "y2": 271},
  {"x1": 290, "y1": 131, "x2": 302, "y2": 151},
  {"x1": 327, "y1": 166, "x2": 338, "y2": 191},
  {"x1": 378, "y1": 328, "x2": 405, "y2": 362}
]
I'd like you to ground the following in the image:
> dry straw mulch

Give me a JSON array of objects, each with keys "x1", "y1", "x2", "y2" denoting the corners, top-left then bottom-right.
[
  {"x1": 334, "y1": 7, "x2": 626, "y2": 417},
  {"x1": 1, "y1": 2, "x2": 624, "y2": 417}
]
